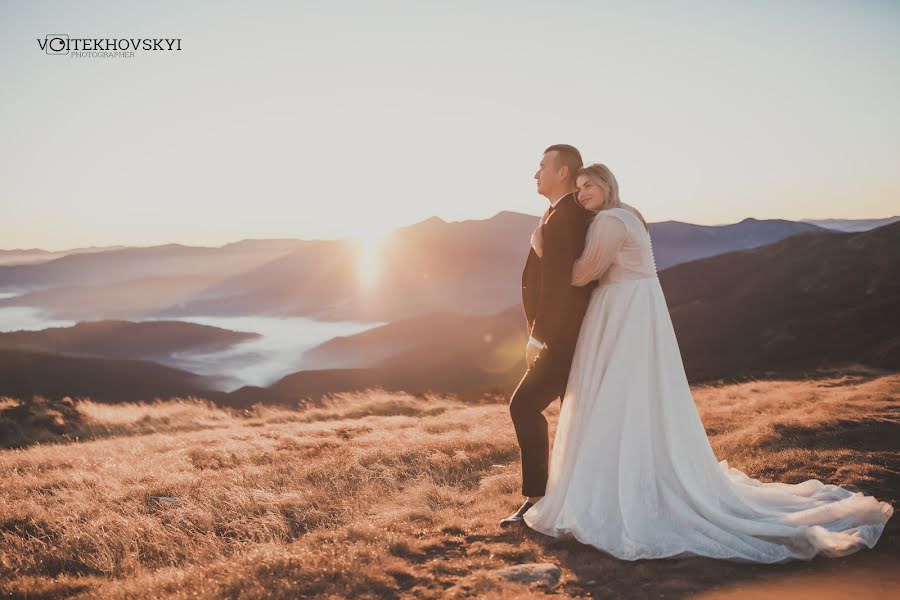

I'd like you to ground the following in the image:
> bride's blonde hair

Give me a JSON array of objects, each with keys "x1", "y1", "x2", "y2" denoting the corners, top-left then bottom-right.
[
  {"x1": 577, "y1": 163, "x2": 621, "y2": 211},
  {"x1": 578, "y1": 162, "x2": 649, "y2": 232}
]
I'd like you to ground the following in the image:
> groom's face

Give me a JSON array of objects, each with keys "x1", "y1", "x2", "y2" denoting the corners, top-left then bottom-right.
[{"x1": 534, "y1": 151, "x2": 564, "y2": 199}]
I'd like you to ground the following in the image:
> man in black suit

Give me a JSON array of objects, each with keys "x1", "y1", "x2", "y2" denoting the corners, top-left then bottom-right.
[{"x1": 500, "y1": 144, "x2": 596, "y2": 527}]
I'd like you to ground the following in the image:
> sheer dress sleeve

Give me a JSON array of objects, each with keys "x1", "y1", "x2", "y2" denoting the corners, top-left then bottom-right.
[{"x1": 571, "y1": 212, "x2": 627, "y2": 286}]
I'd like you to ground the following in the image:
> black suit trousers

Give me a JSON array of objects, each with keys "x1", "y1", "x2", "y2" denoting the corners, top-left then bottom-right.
[{"x1": 508, "y1": 347, "x2": 574, "y2": 497}]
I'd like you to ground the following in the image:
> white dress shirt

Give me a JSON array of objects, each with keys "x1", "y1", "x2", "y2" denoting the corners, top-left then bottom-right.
[{"x1": 528, "y1": 191, "x2": 571, "y2": 351}]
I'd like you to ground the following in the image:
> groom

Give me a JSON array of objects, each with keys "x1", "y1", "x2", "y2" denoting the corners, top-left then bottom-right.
[{"x1": 500, "y1": 144, "x2": 596, "y2": 527}]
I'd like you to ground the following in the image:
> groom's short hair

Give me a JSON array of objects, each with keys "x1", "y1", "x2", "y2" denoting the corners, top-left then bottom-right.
[{"x1": 544, "y1": 144, "x2": 583, "y2": 184}]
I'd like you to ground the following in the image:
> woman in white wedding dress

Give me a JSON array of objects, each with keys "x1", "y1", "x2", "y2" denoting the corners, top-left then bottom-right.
[{"x1": 521, "y1": 163, "x2": 893, "y2": 563}]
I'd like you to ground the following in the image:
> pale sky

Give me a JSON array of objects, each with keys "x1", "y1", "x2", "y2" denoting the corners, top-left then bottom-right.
[{"x1": 1, "y1": 0, "x2": 899, "y2": 251}]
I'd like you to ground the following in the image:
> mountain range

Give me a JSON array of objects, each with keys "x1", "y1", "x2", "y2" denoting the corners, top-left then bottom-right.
[
  {"x1": 0, "y1": 245, "x2": 128, "y2": 267},
  {"x1": 0, "y1": 319, "x2": 258, "y2": 361},
  {"x1": 0, "y1": 216, "x2": 896, "y2": 405},
  {"x1": 661, "y1": 220, "x2": 899, "y2": 380},
  {"x1": 801, "y1": 216, "x2": 899, "y2": 233},
  {"x1": 224, "y1": 221, "x2": 900, "y2": 403},
  {"x1": 0, "y1": 214, "x2": 870, "y2": 323},
  {"x1": 648, "y1": 218, "x2": 828, "y2": 270},
  {"x1": 0, "y1": 348, "x2": 218, "y2": 404}
]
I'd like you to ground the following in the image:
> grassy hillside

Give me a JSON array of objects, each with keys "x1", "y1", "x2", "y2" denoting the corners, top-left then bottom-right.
[{"x1": 0, "y1": 373, "x2": 897, "y2": 598}]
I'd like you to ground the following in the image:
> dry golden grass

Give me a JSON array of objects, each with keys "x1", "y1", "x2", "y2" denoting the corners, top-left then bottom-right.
[{"x1": 0, "y1": 373, "x2": 897, "y2": 599}]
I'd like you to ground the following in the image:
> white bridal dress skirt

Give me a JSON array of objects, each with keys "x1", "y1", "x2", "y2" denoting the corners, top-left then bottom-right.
[{"x1": 523, "y1": 276, "x2": 893, "y2": 563}]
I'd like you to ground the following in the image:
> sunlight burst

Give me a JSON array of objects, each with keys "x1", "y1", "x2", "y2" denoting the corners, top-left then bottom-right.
[{"x1": 352, "y1": 230, "x2": 388, "y2": 288}]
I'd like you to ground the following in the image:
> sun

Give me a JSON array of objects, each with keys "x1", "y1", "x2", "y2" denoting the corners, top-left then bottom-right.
[{"x1": 352, "y1": 229, "x2": 388, "y2": 288}]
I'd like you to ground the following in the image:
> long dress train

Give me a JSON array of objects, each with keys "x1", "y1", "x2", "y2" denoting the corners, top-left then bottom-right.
[{"x1": 522, "y1": 206, "x2": 893, "y2": 562}]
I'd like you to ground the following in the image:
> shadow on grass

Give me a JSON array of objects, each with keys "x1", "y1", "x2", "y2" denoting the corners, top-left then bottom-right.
[
  {"x1": 516, "y1": 524, "x2": 899, "y2": 599},
  {"x1": 768, "y1": 418, "x2": 900, "y2": 453}
]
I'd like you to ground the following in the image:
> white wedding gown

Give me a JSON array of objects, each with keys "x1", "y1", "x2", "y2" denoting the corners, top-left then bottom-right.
[{"x1": 522, "y1": 206, "x2": 893, "y2": 562}]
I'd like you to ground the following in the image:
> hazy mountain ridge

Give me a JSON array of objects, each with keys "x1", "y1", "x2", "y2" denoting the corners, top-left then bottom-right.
[
  {"x1": 801, "y1": 216, "x2": 899, "y2": 232},
  {"x1": 0, "y1": 245, "x2": 129, "y2": 267},
  {"x1": 0, "y1": 319, "x2": 259, "y2": 361},
  {"x1": 0, "y1": 274, "x2": 230, "y2": 320},
  {"x1": 661, "y1": 221, "x2": 900, "y2": 380},
  {"x1": 649, "y1": 217, "x2": 830, "y2": 270},
  {"x1": 0, "y1": 348, "x2": 220, "y2": 404},
  {"x1": 0, "y1": 217, "x2": 896, "y2": 405},
  {"x1": 227, "y1": 221, "x2": 900, "y2": 402},
  {"x1": 0, "y1": 214, "x2": 888, "y2": 323},
  {"x1": 0, "y1": 239, "x2": 307, "y2": 291},
  {"x1": 158, "y1": 214, "x2": 531, "y2": 322}
]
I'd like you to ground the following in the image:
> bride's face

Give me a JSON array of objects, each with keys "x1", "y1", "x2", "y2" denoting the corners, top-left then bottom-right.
[{"x1": 575, "y1": 174, "x2": 606, "y2": 212}]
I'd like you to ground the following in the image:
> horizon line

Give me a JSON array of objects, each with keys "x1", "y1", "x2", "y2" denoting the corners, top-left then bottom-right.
[{"x1": 3, "y1": 212, "x2": 898, "y2": 254}]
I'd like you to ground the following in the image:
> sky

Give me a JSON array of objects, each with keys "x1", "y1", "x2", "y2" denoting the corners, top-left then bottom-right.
[{"x1": 1, "y1": 0, "x2": 899, "y2": 251}]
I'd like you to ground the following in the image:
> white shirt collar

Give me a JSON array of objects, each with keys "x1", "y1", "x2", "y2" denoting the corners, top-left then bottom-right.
[{"x1": 550, "y1": 192, "x2": 570, "y2": 208}]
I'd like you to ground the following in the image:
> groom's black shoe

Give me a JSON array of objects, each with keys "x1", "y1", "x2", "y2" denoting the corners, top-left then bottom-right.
[{"x1": 499, "y1": 500, "x2": 535, "y2": 528}]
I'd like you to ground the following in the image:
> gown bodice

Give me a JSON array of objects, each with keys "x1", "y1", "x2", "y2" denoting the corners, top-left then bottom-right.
[{"x1": 573, "y1": 206, "x2": 658, "y2": 287}]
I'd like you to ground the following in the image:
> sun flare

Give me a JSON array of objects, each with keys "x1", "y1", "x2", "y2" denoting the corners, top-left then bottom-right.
[{"x1": 352, "y1": 230, "x2": 388, "y2": 288}]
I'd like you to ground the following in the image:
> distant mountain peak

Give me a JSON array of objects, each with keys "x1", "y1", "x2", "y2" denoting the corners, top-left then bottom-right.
[
  {"x1": 487, "y1": 210, "x2": 540, "y2": 222},
  {"x1": 491, "y1": 210, "x2": 529, "y2": 218}
]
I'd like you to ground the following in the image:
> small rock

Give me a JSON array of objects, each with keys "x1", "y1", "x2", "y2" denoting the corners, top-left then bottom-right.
[
  {"x1": 149, "y1": 496, "x2": 182, "y2": 507},
  {"x1": 492, "y1": 562, "x2": 561, "y2": 586}
]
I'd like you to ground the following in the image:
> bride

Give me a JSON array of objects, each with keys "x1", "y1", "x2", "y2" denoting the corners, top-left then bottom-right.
[{"x1": 521, "y1": 163, "x2": 894, "y2": 562}]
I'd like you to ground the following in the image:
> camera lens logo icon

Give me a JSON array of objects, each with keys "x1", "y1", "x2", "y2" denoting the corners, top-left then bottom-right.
[{"x1": 44, "y1": 34, "x2": 69, "y2": 55}]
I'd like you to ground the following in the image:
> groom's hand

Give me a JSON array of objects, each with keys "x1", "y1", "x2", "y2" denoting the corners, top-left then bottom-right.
[{"x1": 526, "y1": 342, "x2": 541, "y2": 369}]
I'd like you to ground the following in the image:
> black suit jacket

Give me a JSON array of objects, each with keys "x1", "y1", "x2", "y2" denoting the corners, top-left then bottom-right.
[{"x1": 521, "y1": 193, "x2": 597, "y2": 367}]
